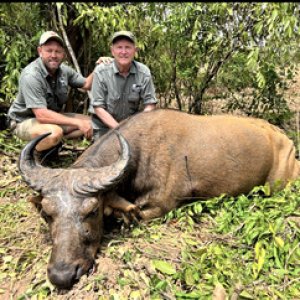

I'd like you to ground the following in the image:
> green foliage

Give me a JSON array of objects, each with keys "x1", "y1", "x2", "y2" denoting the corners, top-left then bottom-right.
[
  {"x1": 153, "y1": 260, "x2": 176, "y2": 275},
  {"x1": 0, "y1": 130, "x2": 26, "y2": 154},
  {"x1": 163, "y1": 201, "x2": 203, "y2": 229},
  {"x1": 193, "y1": 181, "x2": 300, "y2": 298},
  {"x1": 224, "y1": 58, "x2": 294, "y2": 125},
  {"x1": 0, "y1": 200, "x2": 52, "y2": 299},
  {"x1": 138, "y1": 181, "x2": 300, "y2": 298},
  {"x1": 142, "y1": 3, "x2": 300, "y2": 116},
  {"x1": 0, "y1": 3, "x2": 47, "y2": 104}
]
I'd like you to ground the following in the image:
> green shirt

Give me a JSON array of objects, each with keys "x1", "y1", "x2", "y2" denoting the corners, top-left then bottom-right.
[
  {"x1": 8, "y1": 57, "x2": 85, "y2": 122},
  {"x1": 90, "y1": 60, "x2": 157, "y2": 130}
]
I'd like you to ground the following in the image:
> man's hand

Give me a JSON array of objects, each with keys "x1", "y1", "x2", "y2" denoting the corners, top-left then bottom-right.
[
  {"x1": 78, "y1": 119, "x2": 93, "y2": 140},
  {"x1": 96, "y1": 56, "x2": 114, "y2": 65}
]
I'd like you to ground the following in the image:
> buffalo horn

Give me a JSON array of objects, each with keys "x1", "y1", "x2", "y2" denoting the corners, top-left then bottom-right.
[
  {"x1": 72, "y1": 130, "x2": 131, "y2": 195},
  {"x1": 18, "y1": 132, "x2": 59, "y2": 192}
]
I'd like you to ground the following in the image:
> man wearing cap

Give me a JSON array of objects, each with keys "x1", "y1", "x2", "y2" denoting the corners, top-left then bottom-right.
[
  {"x1": 90, "y1": 30, "x2": 158, "y2": 140},
  {"x1": 7, "y1": 31, "x2": 96, "y2": 158}
]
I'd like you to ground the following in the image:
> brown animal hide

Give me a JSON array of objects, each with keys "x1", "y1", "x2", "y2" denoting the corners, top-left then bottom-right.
[{"x1": 18, "y1": 109, "x2": 300, "y2": 289}]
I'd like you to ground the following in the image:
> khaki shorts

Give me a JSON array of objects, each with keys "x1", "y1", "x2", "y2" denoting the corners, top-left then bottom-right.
[{"x1": 13, "y1": 113, "x2": 78, "y2": 141}]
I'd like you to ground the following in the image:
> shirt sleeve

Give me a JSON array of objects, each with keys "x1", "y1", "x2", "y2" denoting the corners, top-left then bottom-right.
[
  {"x1": 140, "y1": 72, "x2": 158, "y2": 105},
  {"x1": 20, "y1": 73, "x2": 48, "y2": 109},
  {"x1": 135, "y1": 62, "x2": 158, "y2": 105},
  {"x1": 65, "y1": 65, "x2": 86, "y2": 88},
  {"x1": 91, "y1": 67, "x2": 107, "y2": 109}
]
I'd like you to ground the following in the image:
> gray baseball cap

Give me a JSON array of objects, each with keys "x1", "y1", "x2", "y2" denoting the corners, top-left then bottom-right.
[
  {"x1": 111, "y1": 31, "x2": 136, "y2": 44},
  {"x1": 39, "y1": 31, "x2": 64, "y2": 47}
]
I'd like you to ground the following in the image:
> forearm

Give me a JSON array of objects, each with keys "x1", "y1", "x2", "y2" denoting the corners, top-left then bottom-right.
[
  {"x1": 33, "y1": 108, "x2": 80, "y2": 128},
  {"x1": 81, "y1": 72, "x2": 94, "y2": 91},
  {"x1": 94, "y1": 107, "x2": 119, "y2": 129},
  {"x1": 143, "y1": 103, "x2": 157, "y2": 112}
]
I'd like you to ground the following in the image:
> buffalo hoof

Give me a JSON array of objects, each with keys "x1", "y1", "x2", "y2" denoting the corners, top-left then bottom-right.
[{"x1": 112, "y1": 206, "x2": 141, "y2": 225}]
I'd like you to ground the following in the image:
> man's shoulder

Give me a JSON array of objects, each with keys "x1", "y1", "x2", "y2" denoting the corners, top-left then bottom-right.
[
  {"x1": 94, "y1": 62, "x2": 114, "y2": 74},
  {"x1": 133, "y1": 61, "x2": 151, "y2": 76},
  {"x1": 21, "y1": 58, "x2": 40, "y2": 74},
  {"x1": 59, "y1": 63, "x2": 77, "y2": 74},
  {"x1": 20, "y1": 59, "x2": 44, "y2": 82}
]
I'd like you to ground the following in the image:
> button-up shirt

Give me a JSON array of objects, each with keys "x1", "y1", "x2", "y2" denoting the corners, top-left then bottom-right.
[
  {"x1": 90, "y1": 60, "x2": 157, "y2": 130},
  {"x1": 8, "y1": 57, "x2": 85, "y2": 122}
]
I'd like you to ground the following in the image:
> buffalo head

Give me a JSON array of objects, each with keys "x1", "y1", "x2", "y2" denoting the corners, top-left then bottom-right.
[{"x1": 18, "y1": 131, "x2": 130, "y2": 289}]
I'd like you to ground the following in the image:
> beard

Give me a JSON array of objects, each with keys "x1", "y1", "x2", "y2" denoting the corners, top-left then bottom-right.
[{"x1": 42, "y1": 59, "x2": 61, "y2": 74}]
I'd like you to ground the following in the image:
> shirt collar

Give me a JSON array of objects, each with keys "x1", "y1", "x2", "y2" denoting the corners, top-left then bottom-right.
[{"x1": 112, "y1": 60, "x2": 137, "y2": 75}]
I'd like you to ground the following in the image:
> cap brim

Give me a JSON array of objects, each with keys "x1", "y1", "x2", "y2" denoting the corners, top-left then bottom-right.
[
  {"x1": 40, "y1": 37, "x2": 64, "y2": 46},
  {"x1": 112, "y1": 35, "x2": 135, "y2": 44}
]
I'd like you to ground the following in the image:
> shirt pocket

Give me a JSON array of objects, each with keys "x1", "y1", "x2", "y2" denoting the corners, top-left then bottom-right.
[
  {"x1": 128, "y1": 90, "x2": 140, "y2": 101},
  {"x1": 107, "y1": 92, "x2": 120, "y2": 114},
  {"x1": 128, "y1": 83, "x2": 141, "y2": 112},
  {"x1": 128, "y1": 95, "x2": 140, "y2": 114}
]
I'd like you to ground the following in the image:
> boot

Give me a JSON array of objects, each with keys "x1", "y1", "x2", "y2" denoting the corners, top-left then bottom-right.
[{"x1": 34, "y1": 142, "x2": 63, "y2": 164}]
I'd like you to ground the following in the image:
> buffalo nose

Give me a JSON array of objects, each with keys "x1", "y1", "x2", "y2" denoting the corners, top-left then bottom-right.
[{"x1": 47, "y1": 262, "x2": 81, "y2": 289}]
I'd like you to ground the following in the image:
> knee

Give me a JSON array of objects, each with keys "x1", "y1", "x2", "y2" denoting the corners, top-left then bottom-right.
[
  {"x1": 48, "y1": 127, "x2": 63, "y2": 145},
  {"x1": 33, "y1": 126, "x2": 63, "y2": 151}
]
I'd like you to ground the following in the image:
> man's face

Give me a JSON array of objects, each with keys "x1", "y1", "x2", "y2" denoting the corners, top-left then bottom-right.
[
  {"x1": 110, "y1": 39, "x2": 137, "y2": 68},
  {"x1": 38, "y1": 40, "x2": 65, "y2": 75}
]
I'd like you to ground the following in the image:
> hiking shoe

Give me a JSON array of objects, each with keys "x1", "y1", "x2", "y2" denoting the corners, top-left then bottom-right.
[{"x1": 34, "y1": 142, "x2": 63, "y2": 164}]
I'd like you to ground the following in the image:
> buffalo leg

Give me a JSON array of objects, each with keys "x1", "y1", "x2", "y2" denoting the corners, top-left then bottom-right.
[
  {"x1": 138, "y1": 207, "x2": 165, "y2": 220},
  {"x1": 103, "y1": 192, "x2": 139, "y2": 218},
  {"x1": 135, "y1": 196, "x2": 169, "y2": 220}
]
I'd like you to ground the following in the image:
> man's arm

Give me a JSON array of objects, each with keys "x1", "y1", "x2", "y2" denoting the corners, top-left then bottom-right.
[
  {"x1": 81, "y1": 72, "x2": 93, "y2": 91},
  {"x1": 139, "y1": 66, "x2": 158, "y2": 111},
  {"x1": 143, "y1": 103, "x2": 156, "y2": 112},
  {"x1": 80, "y1": 57, "x2": 114, "y2": 91},
  {"x1": 91, "y1": 64, "x2": 118, "y2": 129},
  {"x1": 32, "y1": 108, "x2": 93, "y2": 139},
  {"x1": 94, "y1": 107, "x2": 119, "y2": 129}
]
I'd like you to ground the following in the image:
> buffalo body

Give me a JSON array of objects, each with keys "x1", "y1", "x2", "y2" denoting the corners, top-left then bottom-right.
[{"x1": 19, "y1": 109, "x2": 300, "y2": 288}]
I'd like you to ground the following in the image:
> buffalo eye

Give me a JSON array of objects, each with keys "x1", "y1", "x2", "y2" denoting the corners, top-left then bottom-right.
[
  {"x1": 85, "y1": 208, "x2": 99, "y2": 219},
  {"x1": 81, "y1": 197, "x2": 99, "y2": 219},
  {"x1": 41, "y1": 210, "x2": 53, "y2": 223}
]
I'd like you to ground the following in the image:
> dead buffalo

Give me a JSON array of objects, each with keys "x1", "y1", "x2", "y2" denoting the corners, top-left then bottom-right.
[{"x1": 18, "y1": 108, "x2": 300, "y2": 289}]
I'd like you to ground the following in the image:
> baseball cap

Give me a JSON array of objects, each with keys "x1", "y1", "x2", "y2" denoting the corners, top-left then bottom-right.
[
  {"x1": 39, "y1": 31, "x2": 64, "y2": 47},
  {"x1": 111, "y1": 31, "x2": 136, "y2": 44}
]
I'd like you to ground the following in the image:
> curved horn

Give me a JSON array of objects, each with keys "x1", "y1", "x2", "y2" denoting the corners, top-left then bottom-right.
[
  {"x1": 72, "y1": 130, "x2": 131, "y2": 195},
  {"x1": 18, "y1": 132, "x2": 54, "y2": 191}
]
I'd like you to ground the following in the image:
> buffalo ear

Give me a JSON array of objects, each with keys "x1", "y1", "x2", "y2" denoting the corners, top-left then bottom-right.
[{"x1": 28, "y1": 194, "x2": 43, "y2": 211}]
